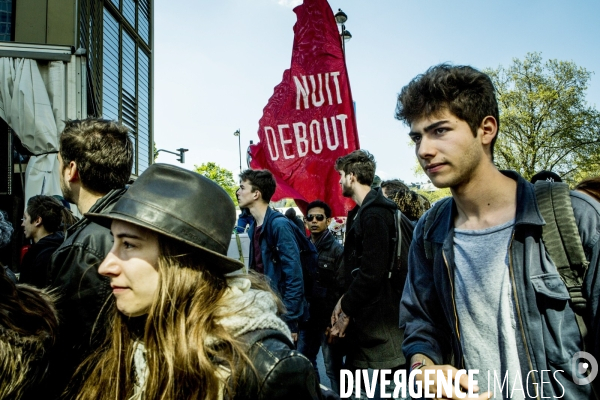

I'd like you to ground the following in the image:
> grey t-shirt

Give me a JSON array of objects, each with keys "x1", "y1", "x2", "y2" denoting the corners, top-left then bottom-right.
[{"x1": 453, "y1": 219, "x2": 527, "y2": 400}]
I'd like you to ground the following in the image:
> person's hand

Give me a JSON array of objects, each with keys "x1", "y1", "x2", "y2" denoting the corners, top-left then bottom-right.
[
  {"x1": 330, "y1": 296, "x2": 350, "y2": 338},
  {"x1": 291, "y1": 332, "x2": 298, "y2": 342},
  {"x1": 330, "y1": 296, "x2": 344, "y2": 326},
  {"x1": 413, "y1": 363, "x2": 492, "y2": 399},
  {"x1": 325, "y1": 327, "x2": 338, "y2": 345},
  {"x1": 330, "y1": 312, "x2": 350, "y2": 337}
]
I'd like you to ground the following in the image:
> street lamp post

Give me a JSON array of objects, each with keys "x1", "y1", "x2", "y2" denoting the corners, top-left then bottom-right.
[
  {"x1": 234, "y1": 129, "x2": 242, "y2": 173},
  {"x1": 334, "y1": 9, "x2": 352, "y2": 55}
]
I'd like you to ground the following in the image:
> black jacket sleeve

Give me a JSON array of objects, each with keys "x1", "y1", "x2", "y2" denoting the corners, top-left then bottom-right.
[{"x1": 341, "y1": 212, "x2": 392, "y2": 316}]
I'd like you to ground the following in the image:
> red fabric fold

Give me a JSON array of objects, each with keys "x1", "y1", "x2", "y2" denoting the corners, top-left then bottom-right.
[{"x1": 249, "y1": 0, "x2": 359, "y2": 217}]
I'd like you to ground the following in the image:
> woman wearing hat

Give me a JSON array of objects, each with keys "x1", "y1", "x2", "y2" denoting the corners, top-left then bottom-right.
[{"x1": 74, "y1": 164, "x2": 323, "y2": 400}]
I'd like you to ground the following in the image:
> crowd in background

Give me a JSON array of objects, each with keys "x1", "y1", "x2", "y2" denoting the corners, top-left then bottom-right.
[{"x1": 2, "y1": 63, "x2": 600, "y2": 400}]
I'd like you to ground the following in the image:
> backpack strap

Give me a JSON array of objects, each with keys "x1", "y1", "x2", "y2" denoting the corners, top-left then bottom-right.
[
  {"x1": 423, "y1": 197, "x2": 452, "y2": 260},
  {"x1": 237, "y1": 328, "x2": 294, "y2": 351},
  {"x1": 534, "y1": 181, "x2": 590, "y2": 343},
  {"x1": 534, "y1": 181, "x2": 589, "y2": 306},
  {"x1": 263, "y1": 212, "x2": 285, "y2": 256},
  {"x1": 389, "y1": 209, "x2": 403, "y2": 278},
  {"x1": 234, "y1": 231, "x2": 245, "y2": 265}
]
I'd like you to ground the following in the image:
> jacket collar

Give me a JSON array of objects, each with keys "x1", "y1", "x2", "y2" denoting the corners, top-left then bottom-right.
[
  {"x1": 312, "y1": 229, "x2": 333, "y2": 248},
  {"x1": 351, "y1": 187, "x2": 396, "y2": 234},
  {"x1": 426, "y1": 171, "x2": 545, "y2": 244},
  {"x1": 262, "y1": 206, "x2": 279, "y2": 225},
  {"x1": 67, "y1": 188, "x2": 127, "y2": 237}
]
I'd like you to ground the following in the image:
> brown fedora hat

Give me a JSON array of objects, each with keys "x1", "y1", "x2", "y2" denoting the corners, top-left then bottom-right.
[{"x1": 86, "y1": 163, "x2": 244, "y2": 272}]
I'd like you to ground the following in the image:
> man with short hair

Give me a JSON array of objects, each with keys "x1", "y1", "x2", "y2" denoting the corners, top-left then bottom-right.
[
  {"x1": 19, "y1": 195, "x2": 70, "y2": 288},
  {"x1": 330, "y1": 150, "x2": 406, "y2": 399},
  {"x1": 397, "y1": 64, "x2": 600, "y2": 399},
  {"x1": 47, "y1": 118, "x2": 133, "y2": 397},
  {"x1": 298, "y1": 199, "x2": 344, "y2": 394},
  {"x1": 237, "y1": 169, "x2": 306, "y2": 340}
]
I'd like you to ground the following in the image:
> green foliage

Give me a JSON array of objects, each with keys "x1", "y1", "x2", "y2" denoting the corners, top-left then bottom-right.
[
  {"x1": 484, "y1": 52, "x2": 600, "y2": 184},
  {"x1": 194, "y1": 162, "x2": 238, "y2": 206},
  {"x1": 284, "y1": 199, "x2": 297, "y2": 208},
  {"x1": 415, "y1": 188, "x2": 452, "y2": 204}
]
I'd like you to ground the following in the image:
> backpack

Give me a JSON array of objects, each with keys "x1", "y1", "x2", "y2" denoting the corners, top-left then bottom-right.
[
  {"x1": 265, "y1": 213, "x2": 320, "y2": 302},
  {"x1": 422, "y1": 181, "x2": 589, "y2": 339},
  {"x1": 232, "y1": 329, "x2": 340, "y2": 400},
  {"x1": 388, "y1": 209, "x2": 415, "y2": 295}
]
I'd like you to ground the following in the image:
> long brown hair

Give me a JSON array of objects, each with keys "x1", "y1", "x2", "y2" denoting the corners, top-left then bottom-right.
[
  {"x1": 74, "y1": 237, "x2": 280, "y2": 400},
  {"x1": 0, "y1": 268, "x2": 59, "y2": 399}
]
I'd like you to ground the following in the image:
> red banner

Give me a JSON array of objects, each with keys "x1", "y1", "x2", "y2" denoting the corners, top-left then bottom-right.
[{"x1": 249, "y1": 0, "x2": 359, "y2": 217}]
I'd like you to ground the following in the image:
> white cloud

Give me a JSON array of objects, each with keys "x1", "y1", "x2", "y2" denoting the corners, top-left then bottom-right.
[{"x1": 277, "y1": 0, "x2": 302, "y2": 7}]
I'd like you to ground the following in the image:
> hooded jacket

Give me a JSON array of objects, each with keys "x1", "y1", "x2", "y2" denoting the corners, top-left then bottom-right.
[
  {"x1": 400, "y1": 172, "x2": 600, "y2": 400},
  {"x1": 340, "y1": 188, "x2": 406, "y2": 369},
  {"x1": 47, "y1": 188, "x2": 126, "y2": 398}
]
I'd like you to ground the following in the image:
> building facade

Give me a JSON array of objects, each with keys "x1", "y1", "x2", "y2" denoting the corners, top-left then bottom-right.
[{"x1": 0, "y1": 0, "x2": 153, "y2": 268}]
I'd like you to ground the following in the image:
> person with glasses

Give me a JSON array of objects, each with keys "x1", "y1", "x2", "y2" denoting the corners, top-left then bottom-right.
[{"x1": 299, "y1": 200, "x2": 345, "y2": 394}]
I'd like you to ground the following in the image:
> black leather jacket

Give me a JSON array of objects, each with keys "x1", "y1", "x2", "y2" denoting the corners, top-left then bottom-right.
[
  {"x1": 47, "y1": 188, "x2": 126, "y2": 398},
  {"x1": 231, "y1": 329, "x2": 329, "y2": 400},
  {"x1": 311, "y1": 230, "x2": 344, "y2": 328}
]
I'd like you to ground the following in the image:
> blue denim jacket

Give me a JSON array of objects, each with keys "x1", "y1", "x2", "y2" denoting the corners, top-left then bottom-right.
[
  {"x1": 400, "y1": 171, "x2": 600, "y2": 399},
  {"x1": 248, "y1": 207, "x2": 306, "y2": 332}
]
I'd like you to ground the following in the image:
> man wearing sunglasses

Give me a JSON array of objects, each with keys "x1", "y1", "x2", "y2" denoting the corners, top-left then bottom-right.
[
  {"x1": 299, "y1": 200, "x2": 345, "y2": 394},
  {"x1": 330, "y1": 150, "x2": 406, "y2": 399}
]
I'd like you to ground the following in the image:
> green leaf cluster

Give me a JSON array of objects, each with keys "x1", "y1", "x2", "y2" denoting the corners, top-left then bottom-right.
[
  {"x1": 194, "y1": 162, "x2": 239, "y2": 206},
  {"x1": 414, "y1": 188, "x2": 451, "y2": 204},
  {"x1": 485, "y1": 52, "x2": 600, "y2": 185}
]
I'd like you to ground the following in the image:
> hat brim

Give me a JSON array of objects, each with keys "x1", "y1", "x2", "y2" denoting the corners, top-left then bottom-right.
[{"x1": 85, "y1": 211, "x2": 245, "y2": 273}]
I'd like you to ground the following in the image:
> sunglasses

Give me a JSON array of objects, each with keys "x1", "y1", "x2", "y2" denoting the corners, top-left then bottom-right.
[{"x1": 305, "y1": 214, "x2": 325, "y2": 222}]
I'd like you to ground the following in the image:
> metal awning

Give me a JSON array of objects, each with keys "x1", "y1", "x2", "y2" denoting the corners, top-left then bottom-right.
[{"x1": 0, "y1": 43, "x2": 74, "y2": 62}]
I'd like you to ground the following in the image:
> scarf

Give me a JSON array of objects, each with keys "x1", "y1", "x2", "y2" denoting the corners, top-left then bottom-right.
[{"x1": 130, "y1": 276, "x2": 290, "y2": 399}]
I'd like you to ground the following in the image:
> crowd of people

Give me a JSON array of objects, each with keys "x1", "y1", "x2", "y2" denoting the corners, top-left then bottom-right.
[{"x1": 2, "y1": 63, "x2": 600, "y2": 400}]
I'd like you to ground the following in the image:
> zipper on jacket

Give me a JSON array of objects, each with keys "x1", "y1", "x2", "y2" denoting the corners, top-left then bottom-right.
[
  {"x1": 442, "y1": 250, "x2": 464, "y2": 369},
  {"x1": 508, "y1": 231, "x2": 540, "y2": 400}
]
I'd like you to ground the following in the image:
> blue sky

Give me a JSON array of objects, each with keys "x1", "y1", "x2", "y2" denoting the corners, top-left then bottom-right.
[{"x1": 153, "y1": 0, "x2": 600, "y2": 185}]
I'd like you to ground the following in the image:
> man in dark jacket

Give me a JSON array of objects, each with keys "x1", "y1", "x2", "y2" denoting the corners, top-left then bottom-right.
[
  {"x1": 47, "y1": 119, "x2": 133, "y2": 398},
  {"x1": 19, "y1": 195, "x2": 73, "y2": 288},
  {"x1": 237, "y1": 169, "x2": 306, "y2": 341},
  {"x1": 330, "y1": 150, "x2": 406, "y2": 398},
  {"x1": 396, "y1": 64, "x2": 600, "y2": 399},
  {"x1": 298, "y1": 199, "x2": 344, "y2": 394}
]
